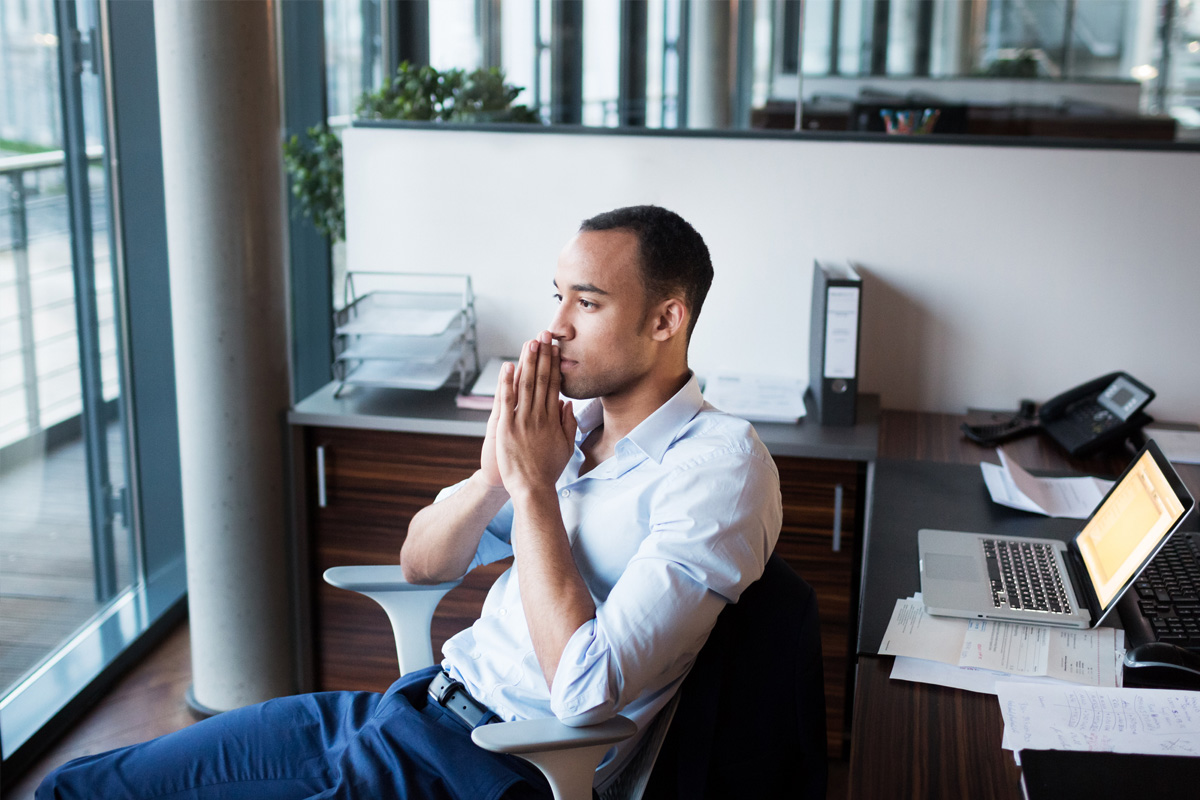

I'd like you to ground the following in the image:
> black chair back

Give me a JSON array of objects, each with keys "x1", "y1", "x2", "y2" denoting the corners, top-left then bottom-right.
[{"x1": 644, "y1": 553, "x2": 828, "y2": 799}]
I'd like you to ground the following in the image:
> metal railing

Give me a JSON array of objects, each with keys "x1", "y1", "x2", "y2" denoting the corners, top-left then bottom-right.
[{"x1": 0, "y1": 145, "x2": 114, "y2": 450}]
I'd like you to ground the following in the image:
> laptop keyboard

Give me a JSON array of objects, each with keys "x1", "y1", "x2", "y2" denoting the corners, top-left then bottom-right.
[
  {"x1": 982, "y1": 538, "x2": 1073, "y2": 614},
  {"x1": 1130, "y1": 532, "x2": 1200, "y2": 649}
]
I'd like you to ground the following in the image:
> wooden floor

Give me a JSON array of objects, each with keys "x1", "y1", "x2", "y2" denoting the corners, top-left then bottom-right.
[
  {"x1": 0, "y1": 424, "x2": 132, "y2": 693},
  {"x1": 5, "y1": 615, "x2": 851, "y2": 798},
  {"x1": 5, "y1": 618, "x2": 197, "y2": 799}
]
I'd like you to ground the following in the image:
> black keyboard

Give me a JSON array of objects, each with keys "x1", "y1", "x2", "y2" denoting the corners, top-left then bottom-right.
[
  {"x1": 982, "y1": 538, "x2": 1072, "y2": 614},
  {"x1": 1122, "y1": 532, "x2": 1200, "y2": 650}
]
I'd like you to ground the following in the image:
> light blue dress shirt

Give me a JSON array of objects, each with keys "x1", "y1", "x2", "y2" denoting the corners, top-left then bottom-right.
[{"x1": 438, "y1": 373, "x2": 782, "y2": 779}]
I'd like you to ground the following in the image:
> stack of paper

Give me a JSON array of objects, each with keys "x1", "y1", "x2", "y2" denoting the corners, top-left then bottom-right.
[
  {"x1": 701, "y1": 374, "x2": 807, "y2": 424},
  {"x1": 455, "y1": 357, "x2": 514, "y2": 410},
  {"x1": 879, "y1": 596, "x2": 1123, "y2": 694}
]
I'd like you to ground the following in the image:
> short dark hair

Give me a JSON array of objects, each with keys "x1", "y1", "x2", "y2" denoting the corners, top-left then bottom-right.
[{"x1": 579, "y1": 205, "x2": 713, "y2": 341}]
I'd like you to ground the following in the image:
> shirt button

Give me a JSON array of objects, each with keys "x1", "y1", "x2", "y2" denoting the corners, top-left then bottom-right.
[
  {"x1": 471, "y1": 651, "x2": 481, "y2": 659},
  {"x1": 560, "y1": 488, "x2": 571, "y2": 498},
  {"x1": 498, "y1": 608, "x2": 507, "y2": 616}
]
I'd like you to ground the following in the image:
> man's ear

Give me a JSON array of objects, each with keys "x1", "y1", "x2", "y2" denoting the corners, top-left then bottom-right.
[{"x1": 648, "y1": 297, "x2": 688, "y2": 342}]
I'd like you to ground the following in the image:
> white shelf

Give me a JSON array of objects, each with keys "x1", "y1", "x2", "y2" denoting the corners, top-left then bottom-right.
[
  {"x1": 334, "y1": 349, "x2": 468, "y2": 391},
  {"x1": 335, "y1": 325, "x2": 465, "y2": 364},
  {"x1": 334, "y1": 292, "x2": 465, "y2": 337}
]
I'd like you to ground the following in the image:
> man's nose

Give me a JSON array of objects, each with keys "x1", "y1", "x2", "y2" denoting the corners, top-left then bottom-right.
[{"x1": 548, "y1": 306, "x2": 572, "y2": 341}]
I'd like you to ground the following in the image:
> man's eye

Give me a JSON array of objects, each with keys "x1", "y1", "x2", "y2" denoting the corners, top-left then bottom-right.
[
  {"x1": 579, "y1": 299, "x2": 596, "y2": 310},
  {"x1": 552, "y1": 293, "x2": 563, "y2": 304}
]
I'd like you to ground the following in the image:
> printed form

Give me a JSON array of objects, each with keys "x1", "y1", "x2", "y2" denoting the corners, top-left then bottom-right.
[{"x1": 880, "y1": 597, "x2": 1121, "y2": 693}]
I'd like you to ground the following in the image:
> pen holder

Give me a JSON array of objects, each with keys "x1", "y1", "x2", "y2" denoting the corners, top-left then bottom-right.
[{"x1": 880, "y1": 108, "x2": 941, "y2": 135}]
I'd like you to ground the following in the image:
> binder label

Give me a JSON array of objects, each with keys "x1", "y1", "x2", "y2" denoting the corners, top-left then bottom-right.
[{"x1": 823, "y1": 286, "x2": 860, "y2": 379}]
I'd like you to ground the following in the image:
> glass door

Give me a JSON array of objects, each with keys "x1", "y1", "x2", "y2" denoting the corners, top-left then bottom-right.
[{"x1": 0, "y1": 0, "x2": 135, "y2": 758}]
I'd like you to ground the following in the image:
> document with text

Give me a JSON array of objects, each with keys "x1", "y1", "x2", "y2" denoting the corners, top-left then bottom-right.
[
  {"x1": 997, "y1": 682, "x2": 1200, "y2": 758},
  {"x1": 981, "y1": 448, "x2": 1113, "y2": 519},
  {"x1": 881, "y1": 597, "x2": 1121, "y2": 692}
]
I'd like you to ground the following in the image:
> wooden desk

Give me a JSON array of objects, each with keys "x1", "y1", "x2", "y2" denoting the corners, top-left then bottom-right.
[{"x1": 847, "y1": 410, "x2": 1200, "y2": 800}]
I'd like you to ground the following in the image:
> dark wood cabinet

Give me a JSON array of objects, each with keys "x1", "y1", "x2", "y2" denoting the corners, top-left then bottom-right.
[
  {"x1": 776, "y1": 456, "x2": 862, "y2": 757},
  {"x1": 297, "y1": 425, "x2": 862, "y2": 755},
  {"x1": 302, "y1": 426, "x2": 501, "y2": 691}
]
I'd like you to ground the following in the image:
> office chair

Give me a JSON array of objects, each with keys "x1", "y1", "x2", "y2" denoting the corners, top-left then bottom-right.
[{"x1": 324, "y1": 553, "x2": 826, "y2": 800}]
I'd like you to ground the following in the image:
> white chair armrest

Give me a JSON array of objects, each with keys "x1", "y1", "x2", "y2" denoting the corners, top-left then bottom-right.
[
  {"x1": 325, "y1": 566, "x2": 640, "y2": 800},
  {"x1": 473, "y1": 716, "x2": 638, "y2": 800},
  {"x1": 471, "y1": 715, "x2": 637, "y2": 754},
  {"x1": 322, "y1": 566, "x2": 461, "y2": 675}
]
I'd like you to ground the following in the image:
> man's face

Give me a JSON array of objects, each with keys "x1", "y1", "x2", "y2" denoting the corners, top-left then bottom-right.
[{"x1": 549, "y1": 229, "x2": 658, "y2": 401}]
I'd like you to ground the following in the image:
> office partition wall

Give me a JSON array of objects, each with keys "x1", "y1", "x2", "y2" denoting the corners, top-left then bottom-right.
[{"x1": 343, "y1": 124, "x2": 1200, "y2": 423}]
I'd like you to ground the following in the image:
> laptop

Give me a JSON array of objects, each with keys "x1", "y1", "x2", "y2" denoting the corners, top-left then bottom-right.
[{"x1": 919, "y1": 439, "x2": 1194, "y2": 628}]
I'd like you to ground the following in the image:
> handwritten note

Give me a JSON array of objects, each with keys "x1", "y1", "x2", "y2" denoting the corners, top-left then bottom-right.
[{"x1": 997, "y1": 682, "x2": 1200, "y2": 756}]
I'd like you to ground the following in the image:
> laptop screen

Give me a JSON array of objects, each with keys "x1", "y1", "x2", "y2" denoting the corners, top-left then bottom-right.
[{"x1": 1077, "y1": 448, "x2": 1189, "y2": 608}]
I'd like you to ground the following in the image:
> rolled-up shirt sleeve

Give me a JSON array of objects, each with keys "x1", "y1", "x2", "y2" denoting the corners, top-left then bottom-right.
[
  {"x1": 431, "y1": 479, "x2": 515, "y2": 570},
  {"x1": 548, "y1": 448, "x2": 782, "y2": 725}
]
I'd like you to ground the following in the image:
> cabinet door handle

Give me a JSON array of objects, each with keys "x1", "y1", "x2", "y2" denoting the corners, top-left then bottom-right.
[
  {"x1": 831, "y1": 483, "x2": 843, "y2": 552},
  {"x1": 316, "y1": 445, "x2": 327, "y2": 508}
]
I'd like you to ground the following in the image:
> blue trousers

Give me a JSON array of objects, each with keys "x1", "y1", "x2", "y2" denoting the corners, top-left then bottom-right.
[{"x1": 37, "y1": 667, "x2": 552, "y2": 800}]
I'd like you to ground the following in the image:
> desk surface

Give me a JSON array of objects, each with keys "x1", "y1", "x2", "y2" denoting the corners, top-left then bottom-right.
[
  {"x1": 289, "y1": 381, "x2": 881, "y2": 462},
  {"x1": 848, "y1": 410, "x2": 1200, "y2": 800}
]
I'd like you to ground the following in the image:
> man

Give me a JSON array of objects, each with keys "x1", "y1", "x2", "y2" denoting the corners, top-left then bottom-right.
[{"x1": 39, "y1": 205, "x2": 781, "y2": 799}]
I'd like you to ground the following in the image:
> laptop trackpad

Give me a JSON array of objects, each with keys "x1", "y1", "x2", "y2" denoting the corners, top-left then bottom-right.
[{"x1": 924, "y1": 553, "x2": 982, "y2": 582}]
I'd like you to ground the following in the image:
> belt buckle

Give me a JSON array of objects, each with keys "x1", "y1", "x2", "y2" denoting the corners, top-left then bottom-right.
[{"x1": 429, "y1": 671, "x2": 493, "y2": 729}]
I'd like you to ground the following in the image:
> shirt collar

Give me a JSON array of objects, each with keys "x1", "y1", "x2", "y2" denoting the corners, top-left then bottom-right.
[{"x1": 572, "y1": 372, "x2": 704, "y2": 466}]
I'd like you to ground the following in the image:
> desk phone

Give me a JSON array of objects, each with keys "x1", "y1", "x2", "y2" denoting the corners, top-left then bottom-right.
[{"x1": 961, "y1": 372, "x2": 1154, "y2": 457}]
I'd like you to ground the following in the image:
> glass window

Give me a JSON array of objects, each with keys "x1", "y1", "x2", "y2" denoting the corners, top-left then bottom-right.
[
  {"x1": 325, "y1": 0, "x2": 380, "y2": 124},
  {"x1": 430, "y1": 0, "x2": 482, "y2": 70},
  {"x1": 0, "y1": 0, "x2": 181, "y2": 763}
]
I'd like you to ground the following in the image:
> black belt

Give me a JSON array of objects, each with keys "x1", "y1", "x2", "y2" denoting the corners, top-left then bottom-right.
[{"x1": 428, "y1": 670, "x2": 498, "y2": 730}]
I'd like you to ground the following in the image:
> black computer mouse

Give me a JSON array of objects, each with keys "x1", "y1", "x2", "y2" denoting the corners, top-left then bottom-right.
[{"x1": 1123, "y1": 642, "x2": 1200, "y2": 689}]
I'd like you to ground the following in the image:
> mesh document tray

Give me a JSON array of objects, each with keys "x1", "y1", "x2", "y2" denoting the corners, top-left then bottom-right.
[{"x1": 331, "y1": 272, "x2": 478, "y2": 396}]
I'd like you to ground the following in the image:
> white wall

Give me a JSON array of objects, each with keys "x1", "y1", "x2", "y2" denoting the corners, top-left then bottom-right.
[{"x1": 344, "y1": 126, "x2": 1200, "y2": 423}]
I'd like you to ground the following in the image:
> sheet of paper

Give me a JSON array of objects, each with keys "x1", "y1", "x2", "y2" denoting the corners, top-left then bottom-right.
[
  {"x1": 980, "y1": 448, "x2": 1113, "y2": 518},
  {"x1": 701, "y1": 374, "x2": 807, "y2": 423},
  {"x1": 878, "y1": 597, "x2": 966, "y2": 664},
  {"x1": 1045, "y1": 627, "x2": 1122, "y2": 686},
  {"x1": 1145, "y1": 427, "x2": 1200, "y2": 465},
  {"x1": 339, "y1": 306, "x2": 462, "y2": 337},
  {"x1": 891, "y1": 657, "x2": 1061, "y2": 695},
  {"x1": 960, "y1": 619, "x2": 1051, "y2": 675},
  {"x1": 958, "y1": 622, "x2": 1118, "y2": 685},
  {"x1": 997, "y1": 682, "x2": 1200, "y2": 756}
]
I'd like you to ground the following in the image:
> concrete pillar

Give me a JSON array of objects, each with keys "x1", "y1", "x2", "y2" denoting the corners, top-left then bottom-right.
[
  {"x1": 688, "y1": 0, "x2": 733, "y2": 129},
  {"x1": 153, "y1": 0, "x2": 295, "y2": 712}
]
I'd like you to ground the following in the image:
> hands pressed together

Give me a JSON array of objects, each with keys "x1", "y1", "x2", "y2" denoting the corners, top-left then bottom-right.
[{"x1": 480, "y1": 330, "x2": 578, "y2": 501}]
